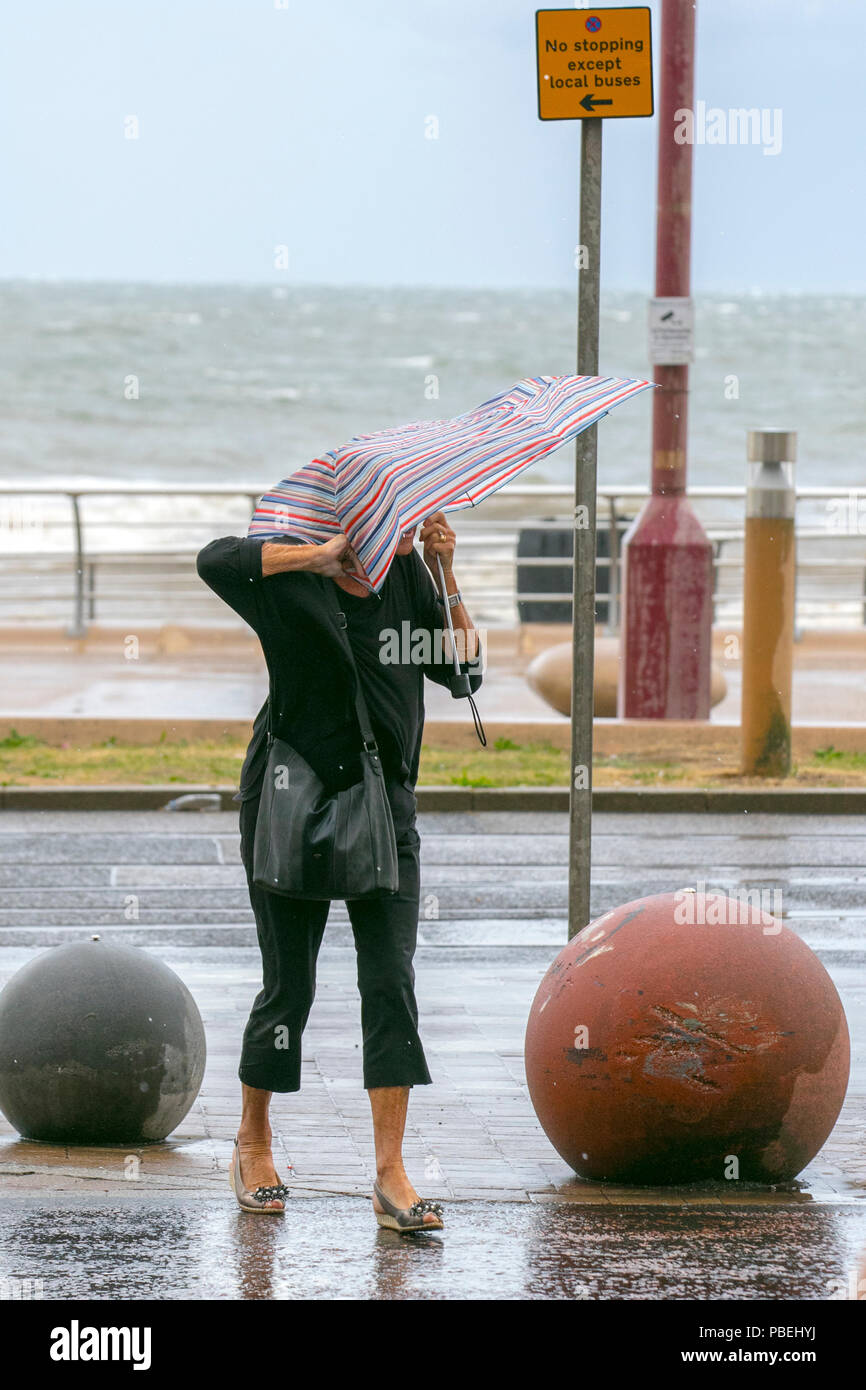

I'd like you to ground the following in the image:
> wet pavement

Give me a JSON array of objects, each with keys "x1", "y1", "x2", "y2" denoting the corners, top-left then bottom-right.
[
  {"x1": 2, "y1": 1195, "x2": 866, "y2": 1300},
  {"x1": 3, "y1": 626, "x2": 866, "y2": 723},
  {"x1": 1, "y1": 808, "x2": 865, "y2": 1299}
]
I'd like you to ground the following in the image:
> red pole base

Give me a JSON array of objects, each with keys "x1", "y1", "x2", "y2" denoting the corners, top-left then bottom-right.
[{"x1": 618, "y1": 494, "x2": 714, "y2": 719}]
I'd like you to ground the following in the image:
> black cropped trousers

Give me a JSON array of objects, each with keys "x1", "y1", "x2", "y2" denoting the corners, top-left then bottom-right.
[{"x1": 237, "y1": 775, "x2": 433, "y2": 1093}]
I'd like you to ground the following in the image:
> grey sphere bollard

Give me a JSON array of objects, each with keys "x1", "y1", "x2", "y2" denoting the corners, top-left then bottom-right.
[{"x1": 0, "y1": 941, "x2": 206, "y2": 1144}]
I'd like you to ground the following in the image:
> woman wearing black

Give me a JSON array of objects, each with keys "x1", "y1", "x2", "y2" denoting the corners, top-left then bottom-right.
[{"x1": 196, "y1": 514, "x2": 481, "y2": 1230}]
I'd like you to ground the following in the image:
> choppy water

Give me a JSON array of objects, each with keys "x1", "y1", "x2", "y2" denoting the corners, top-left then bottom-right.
[{"x1": 2, "y1": 281, "x2": 865, "y2": 492}]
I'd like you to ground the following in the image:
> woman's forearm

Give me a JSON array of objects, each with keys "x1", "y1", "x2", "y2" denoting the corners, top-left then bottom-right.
[
  {"x1": 439, "y1": 568, "x2": 479, "y2": 663},
  {"x1": 261, "y1": 541, "x2": 319, "y2": 577},
  {"x1": 261, "y1": 534, "x2": 355, "y2": 579}
]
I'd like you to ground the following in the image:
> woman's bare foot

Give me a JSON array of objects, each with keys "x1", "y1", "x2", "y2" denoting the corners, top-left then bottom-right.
[
  {"x1": 374, "y1": 1162, "x2": 442, "y2": 1226},
  {"x1": 236, "y1": 1131, "x2": 287, "y2": 1209}
]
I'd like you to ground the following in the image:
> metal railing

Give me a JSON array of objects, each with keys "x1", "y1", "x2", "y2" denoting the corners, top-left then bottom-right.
[{"x1": 1, "y1": 481, "x2": 865, "y2": 633}]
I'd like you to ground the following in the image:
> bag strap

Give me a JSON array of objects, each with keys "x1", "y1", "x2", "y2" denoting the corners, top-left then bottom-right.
[
  {"x1": 323, "y1": 586, "x2": 380, "y2": 753},
  {"x1": 265, "y1": 675, "x2": 276, "y2": 744}
]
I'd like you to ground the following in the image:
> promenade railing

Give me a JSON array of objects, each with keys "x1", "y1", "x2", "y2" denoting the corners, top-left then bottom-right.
[{"x1": 1, "y1": 482, "x2": 865, "y2": 634}]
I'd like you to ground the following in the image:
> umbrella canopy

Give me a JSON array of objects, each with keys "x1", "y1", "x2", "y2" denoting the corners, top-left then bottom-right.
[
  {"x1": 249, "y1": 373, "x2": 654, "y2": 591},
  {"x1": 250, "y1": 451, "x2": 342, "y2": 545}
]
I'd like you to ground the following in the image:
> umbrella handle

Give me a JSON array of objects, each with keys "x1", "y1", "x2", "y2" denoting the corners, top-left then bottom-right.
[{"x1": 436, "y1": 553, "x2": 472, "y2": 698}]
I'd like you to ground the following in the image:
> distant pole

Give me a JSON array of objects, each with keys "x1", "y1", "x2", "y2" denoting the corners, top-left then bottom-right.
[
  {"x1": 618, "y1": 0, "x2": 713, "y2": 719},
  {"x1": 741, "y1": 429, "x2": 797, "y2": 776},
  {"x1": 68, "y1": 493, "x2": 86, "y2": 638},
  {"x1": 568, "y1": 117, "x2": 602, "y2": 939},
  {"x1": 651, "y1": 0, "x2": 693, "y2": 500}
]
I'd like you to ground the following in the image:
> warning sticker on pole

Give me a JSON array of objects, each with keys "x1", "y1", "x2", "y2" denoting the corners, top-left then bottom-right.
[
  {"x1": 536, "y1": 7, "x2": 653, "y2": 121},
  {"x1": 648, "y1": 297, "x2": 695, "y2": 365}
]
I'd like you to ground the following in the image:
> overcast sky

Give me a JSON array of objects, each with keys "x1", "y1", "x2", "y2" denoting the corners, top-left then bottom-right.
[{"x1": 2, "y1": 0, "x2": 862, "y2": 291}]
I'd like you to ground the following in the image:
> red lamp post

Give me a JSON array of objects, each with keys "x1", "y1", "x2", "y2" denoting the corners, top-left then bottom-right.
[{"x1": 618, "y1": 0, "x2": 713, "y2": 719}]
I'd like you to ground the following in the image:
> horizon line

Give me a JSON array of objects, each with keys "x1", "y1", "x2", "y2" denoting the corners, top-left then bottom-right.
[{"x1": 1, "y1": 276, "x2": 864, "y2": 298}]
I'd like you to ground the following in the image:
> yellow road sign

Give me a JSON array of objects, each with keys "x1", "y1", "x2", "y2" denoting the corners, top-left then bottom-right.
[{"x1": 536, "y1": 7, "x2": 653, "y2": 120}]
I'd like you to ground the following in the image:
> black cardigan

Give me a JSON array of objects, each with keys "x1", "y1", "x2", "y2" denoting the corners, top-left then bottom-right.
[{"x1": 196, "y1": 535, "x2": 483, "y2": 800}]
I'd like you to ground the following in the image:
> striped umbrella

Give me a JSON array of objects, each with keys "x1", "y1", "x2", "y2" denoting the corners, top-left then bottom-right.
[
  {"x1": 249, "y1": 373, "x2": 654, "y2": 591},
  {"x1": 250, "y1": 451, "x2": 343, "y2": 544}
]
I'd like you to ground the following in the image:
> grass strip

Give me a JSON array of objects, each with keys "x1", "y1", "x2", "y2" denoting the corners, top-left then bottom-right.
[{"x1": 2, "y1": 730, "x2": 865, "y2": 789}]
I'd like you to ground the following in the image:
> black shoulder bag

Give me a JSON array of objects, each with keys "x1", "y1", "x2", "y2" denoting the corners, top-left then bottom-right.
[{"x1": 252, "y1": 588, "x2": 399, "y2": 902}]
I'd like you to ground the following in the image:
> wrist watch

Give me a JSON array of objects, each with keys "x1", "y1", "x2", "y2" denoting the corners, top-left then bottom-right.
[{"x1": 435, "y1": 589, "x2": 463, "y2": 609}]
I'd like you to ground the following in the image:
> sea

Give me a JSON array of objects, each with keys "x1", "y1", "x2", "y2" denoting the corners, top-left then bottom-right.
[
  {"x1": 3, "y1": 280, "x2": 865, "y2": 484},
  {"x1": 0, "y1": 281, "x2": 864, "y2": 553}
]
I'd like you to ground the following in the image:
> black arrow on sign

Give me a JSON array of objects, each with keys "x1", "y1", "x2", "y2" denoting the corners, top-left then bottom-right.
[{"x1": 580, "y1": 94, "x2": 614, "y2": 112}]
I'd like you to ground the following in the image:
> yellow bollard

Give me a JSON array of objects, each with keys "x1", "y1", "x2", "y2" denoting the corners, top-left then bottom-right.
[{"x1": 741, "y1": 429, "x2": 797, "y2": 777}]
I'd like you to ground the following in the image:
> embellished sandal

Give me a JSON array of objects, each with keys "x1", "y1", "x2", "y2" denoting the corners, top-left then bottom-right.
[
  {"x1": 229, "y1": 1137, "x2": 291, "y2": 1215},
  {"x1": 372, "y1": 1180, "x2": 444, "y2": 1233}
]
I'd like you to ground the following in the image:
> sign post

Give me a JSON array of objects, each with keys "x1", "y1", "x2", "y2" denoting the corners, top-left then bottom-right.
[
  {"x1": 570, "y1": 115, "x2": 602, "y2": 941},
  {"x1": 535, "y1": 7, "x2": 653, "y2": 939}
]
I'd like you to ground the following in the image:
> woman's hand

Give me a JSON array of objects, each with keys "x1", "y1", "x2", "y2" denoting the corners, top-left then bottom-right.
[
  {"x1": 308, "y1": 534, "x2": 367, "y2": 578},
  {"x1": 419, "y1": 512, "x2": 455, "y2": 578}
]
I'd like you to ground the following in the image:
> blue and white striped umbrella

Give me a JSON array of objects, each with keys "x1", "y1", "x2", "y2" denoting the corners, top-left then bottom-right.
[{"x1": 249, "y1": 373, "x2": 654, "y2": 591}]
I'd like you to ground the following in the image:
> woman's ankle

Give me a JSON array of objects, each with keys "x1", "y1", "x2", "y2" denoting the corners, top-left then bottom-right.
[
  {"x1": 237, "y1": 1128, "x2": 273, "y2": 1147},
  {"x1": 376, "y1": 1158, "x2": 407, "y2": 1183}
]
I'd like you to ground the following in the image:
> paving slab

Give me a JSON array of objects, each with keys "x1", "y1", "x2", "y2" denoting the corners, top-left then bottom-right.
[{"x1": 0, "y1": 832, "x2": 225, "y2": 864}]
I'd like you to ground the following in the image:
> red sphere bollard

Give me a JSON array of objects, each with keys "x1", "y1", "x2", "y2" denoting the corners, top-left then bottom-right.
[{"x1": 525, "y1": 891, "x2": 850, "y2": 1184}]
